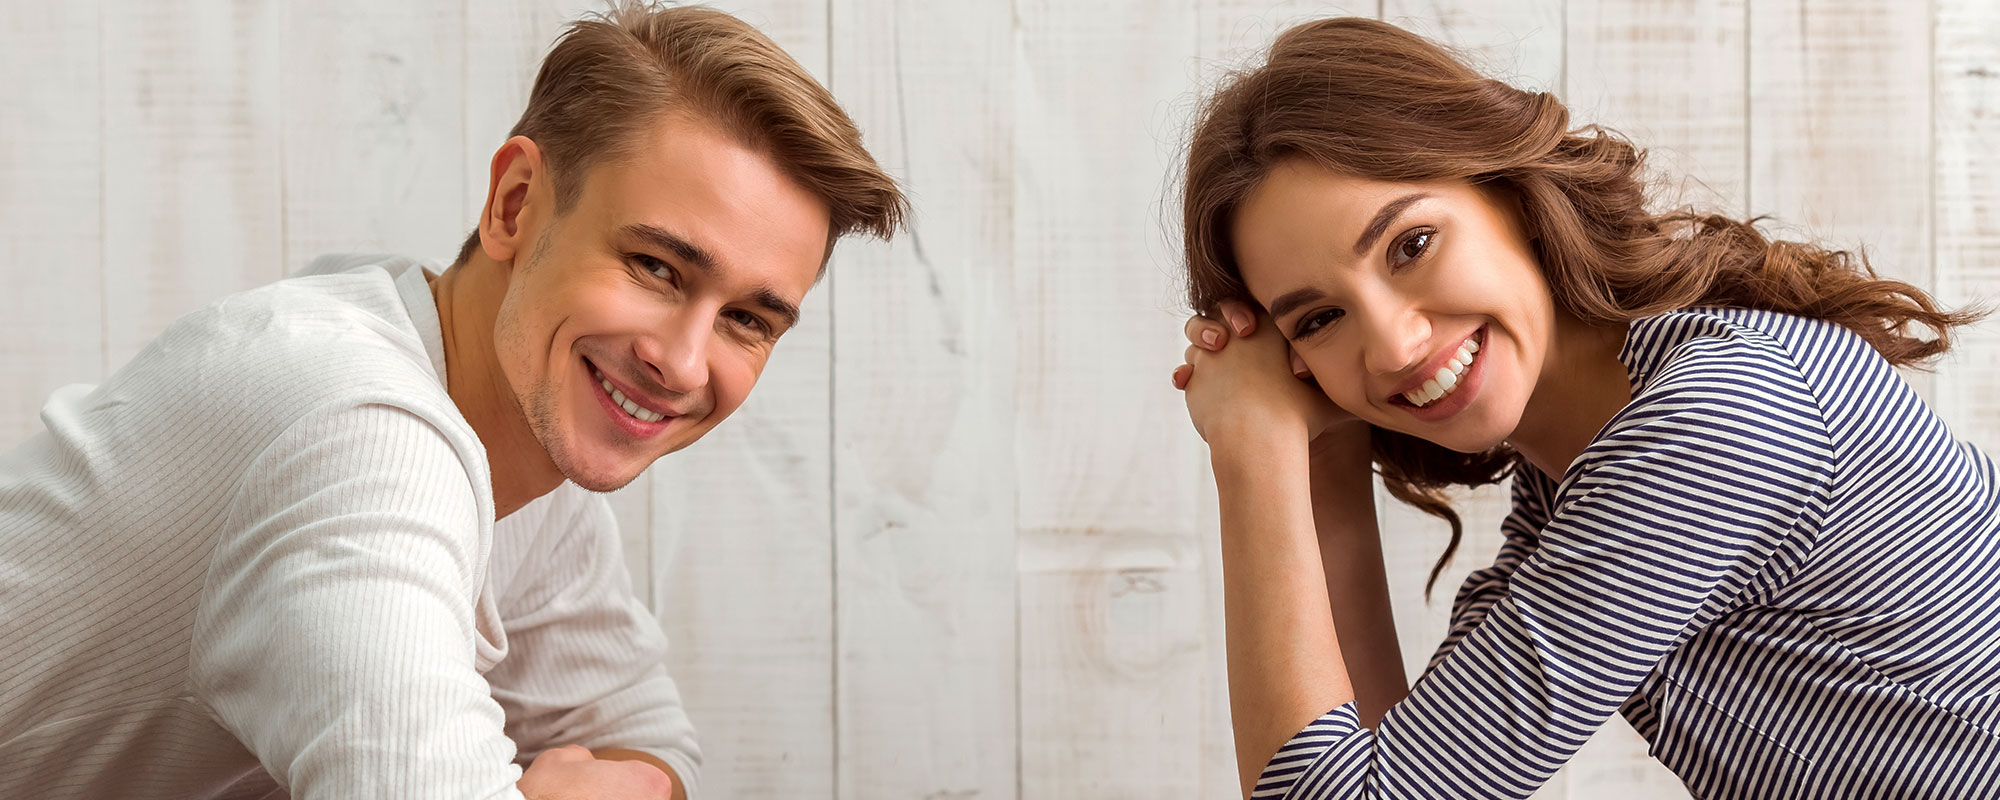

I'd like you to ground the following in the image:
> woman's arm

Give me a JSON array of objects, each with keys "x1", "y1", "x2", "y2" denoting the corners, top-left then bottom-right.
[
  {"x1": 1309, "y1": 424, "x2": 1408, "y2": 728},
  {"x1": 1211, "y1": 424, "x2": 1352, "y2": 799}
]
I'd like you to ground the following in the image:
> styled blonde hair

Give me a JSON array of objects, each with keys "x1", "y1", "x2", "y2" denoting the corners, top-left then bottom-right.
[{"x1": 457, "y1": 2, "x2": 905, "y2": 266}]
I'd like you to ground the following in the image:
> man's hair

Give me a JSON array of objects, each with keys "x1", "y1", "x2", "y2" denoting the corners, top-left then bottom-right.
[{"x1": 455, "y1": 2, "x2": 905, "y2": 267}]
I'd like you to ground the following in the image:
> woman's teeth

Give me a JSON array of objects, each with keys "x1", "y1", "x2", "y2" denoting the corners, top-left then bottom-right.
[
  {"x1": 1403, "y1": 336, "x2": 1481, "y2": 408},
  {"x1": 595, "y1": 369, "x2": 667, "y2": 423}
]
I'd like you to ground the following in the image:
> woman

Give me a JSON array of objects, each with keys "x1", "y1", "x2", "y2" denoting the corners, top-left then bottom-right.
[{"x1": 1172, "y1": 16, "x2": 2000, "y2": 800}]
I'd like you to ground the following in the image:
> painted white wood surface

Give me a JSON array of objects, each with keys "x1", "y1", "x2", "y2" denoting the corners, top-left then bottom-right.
[
  {"x1": 1935, "y1": 0, "x2": 2000, "y2": 454},
  {"x1": 0, "y1": 1, "x2": 100, "y2": 448},
  {"x1": 1013, "y1": 1, "x2": 1217, "y2": 796},
  {"x1": 829, "y1": 3, "x2": 1017, "y2": 798},
  {"x1": 0, "y1": 3, "x2": 1979, "y2": 798}
]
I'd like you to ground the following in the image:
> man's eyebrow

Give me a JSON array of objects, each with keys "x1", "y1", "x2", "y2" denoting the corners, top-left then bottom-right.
[
  {"x1": 621, "y1": 223, "x2": 802, "y2": 329},
  {"x1": 621, "y1": 223, "x2": 720, "y2": 276},
  {"x1": 1352, "y1": 192, "x2": 1432, "y2": 256},
  {"x1": 1267, "y1": 286, "x2": 1326, "y2": 321},
  {"x1": 750, "y1": 288, "x2": 801, "y2": 329}
]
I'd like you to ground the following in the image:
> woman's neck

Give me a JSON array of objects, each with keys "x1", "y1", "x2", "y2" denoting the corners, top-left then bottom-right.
[{"x1": 1508, "y1": 312, "x2": 1633, "y2": 481}]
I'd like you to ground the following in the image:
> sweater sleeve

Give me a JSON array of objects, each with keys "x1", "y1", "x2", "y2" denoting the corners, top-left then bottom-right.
[
  {"x1": 484, "y1": 491, "x2": 704, "y2": 799},
  {"x1": 193, "y1": 401, "x2": 527, "y2": 800},
  {"x1": 1254, "y1": 336, "x2": 1835, "y2": 799}
]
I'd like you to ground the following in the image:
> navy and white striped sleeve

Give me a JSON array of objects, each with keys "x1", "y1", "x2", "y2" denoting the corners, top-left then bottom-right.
[
  {"x1": 1254, "y1": 335, "x2": 1835, "y2": 799},
  {"x1": 1424, "y1": 473, "x2": 1553, "y2": 676}
]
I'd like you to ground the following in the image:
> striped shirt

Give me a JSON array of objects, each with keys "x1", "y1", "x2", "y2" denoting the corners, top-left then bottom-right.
[{"x1": 1256, "y1": 307, "x2": 2000, "y2": 799}]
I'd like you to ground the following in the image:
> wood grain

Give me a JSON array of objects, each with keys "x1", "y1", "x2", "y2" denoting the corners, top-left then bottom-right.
[
  {"x1": 829, "y1": 1, "x2": 1018, "y2": 797},
  {"x1": 1932, "y1": 0, "x2": 2000, "y2": 453},
  {"x1": 0, "y1": 1, "x2": 102, "y2": 447},
  {"x1": 102, "y1": 0, "x2": 284, "y2": 369},
  {"x1": 1014, "y1": 1, "x2": 1216, "y2": 796}
]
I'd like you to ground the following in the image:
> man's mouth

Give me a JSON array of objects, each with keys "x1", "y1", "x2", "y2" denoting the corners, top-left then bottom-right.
[{"x1": 586, "y1": 360, "x2": 674, "y2": 423}]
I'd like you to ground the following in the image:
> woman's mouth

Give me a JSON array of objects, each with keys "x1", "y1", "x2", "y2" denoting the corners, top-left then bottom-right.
[
  {"x1": 1387, "y1": 325, "x2": 1488, "y2": 421},
  {"x1": 1400, "y1": 332, "x2": 1482, "y2": 407}
]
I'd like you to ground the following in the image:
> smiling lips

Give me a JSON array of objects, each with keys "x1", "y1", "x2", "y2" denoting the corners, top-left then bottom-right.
[
  {"x1": 1397, "y1": 329, "x2": 1483, "y2": 408},
  {"x1": 588, "y1": 362, "x2": 676, "y2": 424}
]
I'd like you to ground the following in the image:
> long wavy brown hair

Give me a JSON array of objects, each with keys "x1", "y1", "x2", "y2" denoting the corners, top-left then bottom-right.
[{"x1": 1183, "y1": 17, "x2": 1982, "y2": 593}]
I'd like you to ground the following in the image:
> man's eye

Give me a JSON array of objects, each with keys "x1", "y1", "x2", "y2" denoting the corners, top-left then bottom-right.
[
  {"x1": 725, "y1": 309, "x2": 768, "y2": 335},
  {"x1": 633, "y1": 254, "x2": 678, "y2": 285}
]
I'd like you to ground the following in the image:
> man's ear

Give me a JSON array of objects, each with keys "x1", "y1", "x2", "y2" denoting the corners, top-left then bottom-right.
[{"x1": 479, "y1": 135, "x2": 545, "y2": 264}]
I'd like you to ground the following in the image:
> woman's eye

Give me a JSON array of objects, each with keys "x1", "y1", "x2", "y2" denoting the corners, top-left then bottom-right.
[
  {"x1": 1389, "y1": 228, "x2": 1436, "y2": 269},
  {"x1": 1293, "y1": 307, "x2": 1344, "y2": 338}
]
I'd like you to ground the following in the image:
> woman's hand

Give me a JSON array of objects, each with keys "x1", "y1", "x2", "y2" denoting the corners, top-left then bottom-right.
[{"x1": 1174, "y1": 300, "x2": 1351, "y2": 452}]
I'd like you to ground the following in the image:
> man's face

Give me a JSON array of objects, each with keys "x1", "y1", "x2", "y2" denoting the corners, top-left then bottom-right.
[{"x1": 493, "y1": 112, "x2": 830, "y2": 492}]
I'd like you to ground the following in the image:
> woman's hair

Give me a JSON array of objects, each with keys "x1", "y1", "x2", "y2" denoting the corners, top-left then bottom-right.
[
  {"x1": 457, "y1": 2, "x2": 905, "y2": 267},
  {"x1": 1182, "y1": 17, "x2": 1982, "y2": 593}
]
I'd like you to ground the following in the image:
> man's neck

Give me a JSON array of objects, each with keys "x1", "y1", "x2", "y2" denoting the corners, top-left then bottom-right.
[{"x1": 429, "y1": 257, "x2": 565, "y2": 520}]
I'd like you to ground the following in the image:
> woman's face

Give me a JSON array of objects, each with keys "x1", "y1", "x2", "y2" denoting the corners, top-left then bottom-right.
[{"x1": 1229, "y1": 161, "x2": 1558, "y2": 453}]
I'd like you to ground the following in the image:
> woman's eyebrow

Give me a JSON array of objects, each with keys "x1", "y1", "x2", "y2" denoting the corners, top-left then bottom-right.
[
  {"x1": 1268, "y1": 286, "x2": 1326, "y2": 320},
  {"x1": 1352, "y1": 192, "x2": 1432, "y2": 255}
]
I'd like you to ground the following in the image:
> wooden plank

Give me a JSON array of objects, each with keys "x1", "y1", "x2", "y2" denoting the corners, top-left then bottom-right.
[
  {"x1": 826, "y1": 2, "x2": 1016, "y2": 798},
  {"x1": 1566, "y1": 0, "x2": 1747, "y2": 215},
  {"x1": 102, "y1": 0, "x2": 285, "y2": 369},
  {"x1": 0, "y1": 1, "x2": 102, "y2": 447},
  {"x1": 1013, "y1": 1, "x2": 1215, "y2": 796},
  {"x1": 1381, "y1": 0, "x2": 1565, "y2": 92},
  {"x1": 1748, "y1": 0, "x2": 1932, "y2": 398},
  {"x1": 638, "y1": 3, "x2": 837, "y2": 797},
  {"x1": 280, "y1": 0, "x2": 465, "y2": 270},
  {"x1": 1933, "y1": 1, "x2": 2000, "y2": 450}
]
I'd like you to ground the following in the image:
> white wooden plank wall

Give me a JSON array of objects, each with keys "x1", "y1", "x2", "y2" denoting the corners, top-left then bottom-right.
[{"x1": 2, "y1": 2, "x2": 1991, "y2": 798}]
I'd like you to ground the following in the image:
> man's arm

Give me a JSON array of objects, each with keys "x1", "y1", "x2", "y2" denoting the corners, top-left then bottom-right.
[
  {"x1": 486, "y1": 488, "x2": 703, "y2": 798},
  {"x1": 197, "y1": 402, "x2": 527, "y2": 797},
  {"x1": 594, "y1": 749, "x2": 687, "y2": 800}
]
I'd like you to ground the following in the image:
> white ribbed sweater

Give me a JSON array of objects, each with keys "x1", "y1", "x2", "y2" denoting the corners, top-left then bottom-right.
[{"x1": 0, "y1": 255, "x2": 700, "y2": 799}]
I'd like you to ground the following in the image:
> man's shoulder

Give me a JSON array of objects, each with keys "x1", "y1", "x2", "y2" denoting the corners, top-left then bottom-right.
[{"x1": 148, "y1": 257, "x2": 444, "y2": 405}]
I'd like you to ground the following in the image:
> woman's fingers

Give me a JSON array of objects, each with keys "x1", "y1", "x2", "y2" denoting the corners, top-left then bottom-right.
[
  {"x1": 1184, "y1": 314, "x2": 1228, "y2": 351},
  {"x1": 1217, "y1": 299, "x2": 1258, "y2": 337},
  {"x1": 1172, "y1": 363, "x2": 1193, "y2": 390}
]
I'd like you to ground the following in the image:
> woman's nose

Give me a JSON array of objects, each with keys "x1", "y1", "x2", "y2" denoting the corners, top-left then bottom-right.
[{"x1": 1360, "y1": 309, "x2": 1431, "y2": 377}]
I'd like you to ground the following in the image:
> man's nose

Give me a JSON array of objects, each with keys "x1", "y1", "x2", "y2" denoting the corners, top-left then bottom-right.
[{"x1": 635, "y1": 310, "x2": 712, "y2": 396}]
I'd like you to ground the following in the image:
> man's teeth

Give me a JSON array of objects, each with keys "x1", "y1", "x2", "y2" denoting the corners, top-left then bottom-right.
[
  {"x1": 596, "y1": 370, "x2": 667, "y2": 423},
  {"x1": 1403, "y1": 336, "x2": 1481, "y2": 408}
]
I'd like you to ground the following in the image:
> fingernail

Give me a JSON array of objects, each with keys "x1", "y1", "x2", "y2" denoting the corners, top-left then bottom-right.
[
  {"x1": 1201, "y1": 329, "x2": 1219, "y2": 347},
  {"x1": 1229, "y1": 311, "x2": 1250, "y2": 335}
]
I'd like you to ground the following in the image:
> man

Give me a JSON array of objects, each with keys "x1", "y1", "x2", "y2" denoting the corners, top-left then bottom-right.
[{"x1": 0, "y1": 4, "x2": 903, "y2": 799}]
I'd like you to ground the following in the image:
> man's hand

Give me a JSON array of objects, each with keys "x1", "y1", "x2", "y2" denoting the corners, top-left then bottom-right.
[{"x1": 518, "y1": 745, "x2": 675, "y2": 800}]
